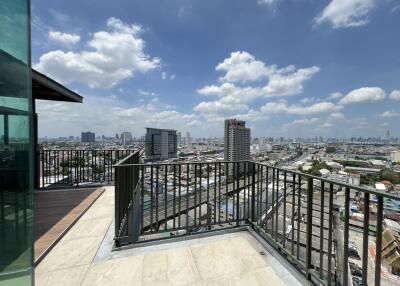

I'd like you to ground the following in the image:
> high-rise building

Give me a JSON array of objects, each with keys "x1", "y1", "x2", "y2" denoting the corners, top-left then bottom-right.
[
  {"x1": 145, "y1": 128, "x2": 177, "y2": 161},
  {"x1": 224, "y1": 119, "x2": 250, "y2": 168},
  {"x1": 81, "y1": 131, "x2": 95, "y2": 143},
  {"x1": 177, "y1": 131, "x2": 182, "y2": 146},
  {"x1": 186, "y1": 132, "x2": 191, "y2": 146},
  {"x1": 121, "y1": 131, "x2": 133, "y2": 146}
]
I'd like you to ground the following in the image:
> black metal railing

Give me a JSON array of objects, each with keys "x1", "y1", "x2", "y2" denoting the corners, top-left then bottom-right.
[
  {"x1": 114, "y1": 160, "x2": 400, "y2": 286},
  {"x1": 38, "y1": 149, "x2": 136, "y2": 188}
]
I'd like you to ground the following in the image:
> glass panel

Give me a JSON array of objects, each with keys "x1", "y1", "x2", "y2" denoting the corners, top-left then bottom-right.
[{"x1": 0, "y1": 0, "x2": 33, "y2": 285}]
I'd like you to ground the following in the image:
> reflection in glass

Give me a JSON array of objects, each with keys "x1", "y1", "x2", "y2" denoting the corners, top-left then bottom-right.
[{"x1": 0, "y1": 0, "x2": 33, "y2": 285}]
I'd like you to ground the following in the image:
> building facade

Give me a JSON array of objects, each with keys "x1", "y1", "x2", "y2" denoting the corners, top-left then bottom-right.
[
  {"x1": 0, "y1": 0, "x2": 34, "y2": 284},
  {"x1": 145, "y1": 128, "x2": 177, "y2": 161},
  {"x1": 121, "y1": 131, "x2": 133, "y2": 146},
  {"x1": 81, "y1": 131, "x2": 95, "y2": 143},
  {"x1": 224, "y1": 119, "x2": 250, "y2": 173}
]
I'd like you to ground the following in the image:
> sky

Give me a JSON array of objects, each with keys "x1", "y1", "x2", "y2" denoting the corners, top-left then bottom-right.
[{"x1": 32, "y1": 0, "x2": 400, "y2": 139}]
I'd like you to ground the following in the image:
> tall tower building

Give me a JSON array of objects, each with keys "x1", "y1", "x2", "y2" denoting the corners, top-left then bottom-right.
[
  {"x1": 224, "y1": 119, "x2": 250, "y2": 171},
  {"x1": 121, "y1": 132, "x2": 133, "y2": 146},
  {"x1": 81, "y1": 131, "x2": 95, "y2": 143},
  {"x1": 177, "y1": 131, "x2": 182, "y2": 146},
  {"x1": 145, "y1": 128, "x2": 177, "y2": 161},
  {"x1": 186, "y1": 132, "x2": 191, "y2": 146}
]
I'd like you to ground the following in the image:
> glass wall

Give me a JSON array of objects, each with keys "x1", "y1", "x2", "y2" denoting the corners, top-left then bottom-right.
[{"x1": 0, "y1": 0, "x2": 33, "y2": 285}]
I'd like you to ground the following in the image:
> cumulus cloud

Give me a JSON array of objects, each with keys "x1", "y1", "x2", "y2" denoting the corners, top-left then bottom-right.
[
  {"x1": 315, "y1": 0, "x2": 377, "y2": 29},
  {"x1": 216, "y1": 51, "x2": 270, "y2": 83},
  {"x1": 327, "y1": 92, "x2": 343, "y2": 100},
  {"x1": 48, "y1": 31, "x2": 80, "y2": 45},
  {"x1": 283, "y1": 118, "x2": 319, "y2": 128},
  {"x1": 196, "y1": 51, "x2": 319, "y2": 116},
  {"x1": 194, "y1": 101, "x2": 249, "y2": 114},
  {"x1": 257, "y1": 0, "x2": 278, "y2": 5},
  {"x1": 34, "y1": 17, "x2": 160, "y2": 88},
  {"x1": 260, "y1": 101, "x2": 341, "y2": 115},
  {"x1": 389, "y1": 90, "x2": 400, "y2": 101},
  {"x1": 338, "y1": 87, "x2": 385, "y2": 104},
  {"x1": 378, "y1": 111, "x2": 400, "y2": 118},
  {"x1": 36, "y1": 93, "x2": 198, "y2": 137}
]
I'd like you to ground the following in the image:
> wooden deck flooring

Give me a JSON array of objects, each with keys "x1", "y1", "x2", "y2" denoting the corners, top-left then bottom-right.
[{"x1": 34, "y1": 187, "x2": 105, "y2": 265}]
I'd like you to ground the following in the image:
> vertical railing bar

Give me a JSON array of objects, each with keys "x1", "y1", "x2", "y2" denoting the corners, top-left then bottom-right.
[
  {"x1": 199, "y1": 163, "x2": 202, "y2": 226},
  {"x1": 306, "y1": 177, "x2": 313, "y2": 281},
  {"x1": 173, "y1": 165, "x2": 176, "y2": 229},
  {"x1": 226, "y1": 163, "x2": 229, "y2": 223},
  {"x1": 194, "y1": 164, "x2": 197, "y2": 226},
  {"x1": 291, "y1": 173, "x2": 295, "y2": 256},
  {"x1": 186, "y1": 164, "x2": 189, "y2": 229},
  {"x1": 236, "y1": 161, "x2": 240, "y2": 226},
  {"x1": 275, "y1": 169, "x2": 279, "y2": 242},
  {"x1": 327, "y1": 183, "x2": 334, "y2": 285},
  {"x1": 218, "y1": 162, "x2": 222, "y2": 224},
  {"x1": 375, "y1": 195, "x2": 383, "y2": 286},
  {"x1": 150, "y1": 166, "x2": 153, "y2": 230},
  {"x1": 362, "y1": 192, "x2": 370, "y2": 285},
  {"x1": 207, "y1": 163, "x2": 210, "y2": 228},
  {"x1": 271, "y1": 167, "x2": 275, "y2": 238},
  {"x1": 319, "y1": 181, "x2": 325, "y2": 279},
  {"x1": 214, "y1": 162, "x2": 217, "y2": 225},
  {"x1": 297, "y1": 175, "x2": 301, "y2": 260},
  {"x1": 265, "y1": 166, "x2": 269, "y2": 233},
  {"x1": 156, "y1": 165, "x2": 159, "y2": 231},
  {"x1": 164, "y1": 166, "x2": 167, "y2": 230},
  {"x1": 343, "y1": 187, "x2": 350, "y2": 286},
  {"x1": 140, "y1": 165, "x2": 144, "y2": 235},
  {"x1": 178, "y1": 164, "x2": 182, "y2": 228},
  {"x1": 283, "y1": 171, "x2": 287, "y2": 249}
]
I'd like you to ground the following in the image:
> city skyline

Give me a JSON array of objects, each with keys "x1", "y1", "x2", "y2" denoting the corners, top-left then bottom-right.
[{"x1": 32, "y1": 0, "x2": 400, "y2": 138}]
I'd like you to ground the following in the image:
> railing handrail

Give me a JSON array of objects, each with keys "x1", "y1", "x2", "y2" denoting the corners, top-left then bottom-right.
[{"x1": 114, "y1": 159, "x2": 400, "y2": 200}]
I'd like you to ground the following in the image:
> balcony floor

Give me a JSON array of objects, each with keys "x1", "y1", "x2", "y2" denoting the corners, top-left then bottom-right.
[{"x1": 35, "y1": 187, "x2": 305, "y2": 286}]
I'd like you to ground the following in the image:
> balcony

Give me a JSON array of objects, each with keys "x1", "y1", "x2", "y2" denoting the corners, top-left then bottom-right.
[{"x1": 34, "y1": 151, "x2": 400, "y2": 285}]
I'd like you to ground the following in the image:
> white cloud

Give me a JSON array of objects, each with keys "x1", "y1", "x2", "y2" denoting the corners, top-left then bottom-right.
[
  {"x1": 262, "y1": 66, "x2": 320, "y2": 96},
  {"x1": 196, "y1": 51, "x2": 319, "y2": 115},
  {"x1": 138, "y1": 89, "x2": 157, "y2": 97},
  {"x1": 216, "y1": 51, "x2": 270, "y2": 83},
  {"x1": 283, "y1": 118, "x2": 319, "y2": 128},
  {"x1": 36, "y1": 93, "x2": 198, "y2": 137},
  {"x1": 48, "y1": 31, "x2": 80, "y2": 45},
  {"x1": 327, "y1": 92, "x2": 343, "y2": 100},
  {"x1": 257, "y1": 0, "x2": 278, "y2": 5},
  {"x1": 260, "y1": 101, "x2": 341, "y2": 115},
  {"x1": 161, "y1": 72, "x2": 167, "y2": 80},
  {"x1": 329, "y1": 112, "x2": 345, "y2": 120},
  {"x1": 315, "y1": 0, "x2": 377, "y2": 29},
  {"x1": 389, "y1": 90, "x2": 400, "y2": 101},
  {"x1": 378, "y1": 111, "x2": 400, "y2": 118},
  {"x1": 194, "y1": 101, "x2": 249, "y2": 114},
  {"x1": 338, "y1": 87, "x2": 386, "y2": 104},
  {"x1": 34, "y1": 17, "x2": 160, "y2": 88},
  {"x1": 286, "y1": 102, "x2": 342, "y2": 115}
]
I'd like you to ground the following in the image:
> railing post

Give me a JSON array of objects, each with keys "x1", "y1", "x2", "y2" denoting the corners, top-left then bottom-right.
[
  {"x1": 375, "y1": 195, "x2": 383, "y2": 286},
  {"x1": 306, "y1": 177, "x2": 313, "y2": 281},
  {"x1": 251, "y1": 162, "x2": 256, "y2": 222}
]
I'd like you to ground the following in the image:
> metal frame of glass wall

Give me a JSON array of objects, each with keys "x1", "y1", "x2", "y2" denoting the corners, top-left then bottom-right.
[{"x1": 0, "y1": 0, "x2": 34, "y2": 285}]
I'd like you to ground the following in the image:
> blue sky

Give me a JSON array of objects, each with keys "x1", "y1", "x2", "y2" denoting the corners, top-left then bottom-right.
[{"x1": 32, "y1": 0, "x2": 400, "y2": 138}]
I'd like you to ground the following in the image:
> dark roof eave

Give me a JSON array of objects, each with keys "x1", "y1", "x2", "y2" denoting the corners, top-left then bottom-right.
[{"x1": 32, "y1": 69, "x2": 83, "y2": 103}]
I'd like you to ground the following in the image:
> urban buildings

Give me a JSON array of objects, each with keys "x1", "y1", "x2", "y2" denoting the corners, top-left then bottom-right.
[
  {"x1": 186, "y1": 131, "x2": 191, "y2": 146},
  {"x1": 145, "y1": 128, "x2": 177, "y2": 161},
  {"x1": 177, "y1": 131, "x2": 182, "y2": 146},
  {"x1": 81, "y1": 131, "x2": 95, "y2": 143},
  {"x1": 121, "y1": 131, "x2": 133, "y2": 146},
  {"x1": 224, "y1": 119, "x2": 251, "y2": 162},
  {"x1": 391, "y1": 151, "x2": 400, "y2": 163}
]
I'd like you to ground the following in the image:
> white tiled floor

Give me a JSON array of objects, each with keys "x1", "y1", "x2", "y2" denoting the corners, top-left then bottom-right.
[{"x1": 35, "y1": 187, "x2": 302, "y2": 286}]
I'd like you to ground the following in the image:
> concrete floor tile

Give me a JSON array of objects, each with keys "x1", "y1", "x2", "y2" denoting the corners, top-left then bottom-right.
[
  {"x1": 81, "y1": 256, "x2": 143, "y2": 286},
  {"x1": 35, "y1": 264, "x2": 89, "y2": 286}
]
